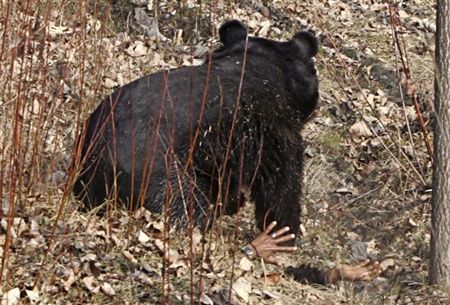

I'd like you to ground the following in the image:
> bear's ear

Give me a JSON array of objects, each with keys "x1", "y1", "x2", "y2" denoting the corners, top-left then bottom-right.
[
  {"x1": 219, "y1": 20, "x2": 248, "y2": 46},
  {"x1": 291, "y1": 31, "x2": 318, "y2": 58}
]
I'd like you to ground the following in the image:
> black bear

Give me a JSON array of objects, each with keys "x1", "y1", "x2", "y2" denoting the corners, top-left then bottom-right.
[{"x1": 73, "y1": 20, "x2": 319, "y2": 239}]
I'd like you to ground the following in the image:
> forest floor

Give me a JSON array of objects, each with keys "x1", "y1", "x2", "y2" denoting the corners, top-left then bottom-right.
[{"x1": 0, "y1": 0, "x2": 447, "y2": 304}]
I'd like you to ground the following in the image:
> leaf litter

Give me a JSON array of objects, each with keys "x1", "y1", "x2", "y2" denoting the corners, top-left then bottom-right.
[{"x1": 0, "y1": 0, "x2": 446, "y2": 304}]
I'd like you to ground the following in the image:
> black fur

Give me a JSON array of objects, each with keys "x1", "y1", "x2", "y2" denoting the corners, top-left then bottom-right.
[
  {"x1": 285, "y1": 265, "x2": 328, "y2": 285},
  {"x1": 218, "y1": 20, "x2": 248, "y2": 47},
  {"x1": 73, "y1": 20, "x2": 319, "y2": 238}
]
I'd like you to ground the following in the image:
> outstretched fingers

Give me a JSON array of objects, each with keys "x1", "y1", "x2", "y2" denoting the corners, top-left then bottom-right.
[
  {"x1": 335, "y1": 260, "x2": 382, "y2": 282},
  {"x1": 248, "y1": 222, "x2": 299, "y2": 265},
  {"x1": 264, "y1": 245, "x2": 297, "y2": 252},
  {"x1": 359, "y1": 260, "x2": 382, "y2": 281},
  {"x1": 270, "y1": 225, "x2": 290, "y2": 239},
  {"x1": 263, "y1": 221, "x2": 278, "y2": 235},
  {"x1": 273, "y1": 233, "x2": 296, "y2": 244}
]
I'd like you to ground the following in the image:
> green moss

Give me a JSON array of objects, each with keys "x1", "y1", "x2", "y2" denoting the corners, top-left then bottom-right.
[{"x1": 319, "y1": 130, "x2": 344, "y2": 154}]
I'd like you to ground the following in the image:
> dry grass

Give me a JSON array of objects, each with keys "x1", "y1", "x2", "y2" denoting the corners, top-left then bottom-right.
[{"x1": 0, "y1": 0, "x2": 448, "y2": 304}]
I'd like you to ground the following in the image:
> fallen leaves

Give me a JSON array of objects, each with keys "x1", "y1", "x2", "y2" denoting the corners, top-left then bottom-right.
[
  {"x1": 154, "y1": 239, "x2": 181, "y2": 264},
  {"x1": 263, "y1": 273, "x2": 282, "y2": 286},
  {"x1": 126, "y1": 41, "x2": 149, "y2": 57},
  {"x1": 238, "y1": 257, "x2": 254, "y2": 272},
  {"x1": 122, "y1": 250, "x2": 139, "y2": 264},
  {"x1": 0, "y1": 0, "x2": 440, "y2": 304},
  {"x1": 380, "y1": 258, "x2": 396, "y2": 271},
  {"x1": 47, "y1": 23, "x2": 73, "y2": 39},
  {"x1": 62, "y1": 268, "x2": 77, "y2": 291},
  {"x1": 1, "y1": 288, "x2": 20, "y2": 305},
  {"x1": 103, "y1": 78, "x2": 118, "y2": 89},
  {"x1": 138, "y1": 230, "x2": 151, "y2": 244},
  {"x1": 100, "y1": 282, "x2": 116, "y2": 296},
  {"x1": 25, "y1": 289, "x2": 40, "y2": 302},
  {"x1": 232, "y1": 277, "x2": 252, "y2": 302},
  {"x1": 82, "y1": 276, "x2": 99, "y2": 293}
]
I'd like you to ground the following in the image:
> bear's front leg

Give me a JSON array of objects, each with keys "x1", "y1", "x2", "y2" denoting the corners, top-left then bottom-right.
[{"x1": 252, "y1": 163, "x2": 302, "y2": 246}]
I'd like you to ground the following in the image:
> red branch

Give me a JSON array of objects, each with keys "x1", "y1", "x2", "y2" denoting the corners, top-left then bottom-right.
[{"x1": 388, "y1": 2, "x2": 434, "y2": 161}]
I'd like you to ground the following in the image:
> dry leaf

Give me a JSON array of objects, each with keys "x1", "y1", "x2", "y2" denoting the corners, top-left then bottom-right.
[
  {"x1": 110, "y1": 234, "x2": 123, "y2": 247},
  {"x1": 191, "y1": 228, "x2": 202, "y2": 245},
  {"x1": 87, "y1": 18, "x2": 101, "y2": 33},
  {"x1": 262, "y1": 290, "x2": 280, "y2": 299},
  {"x1": 104, "y1": 78, "x2": 118, "y2": 88},
  {"x1": 238, "y1": 257, "x2": 253, "y2": 272},
  {"x1": 258, "y1": 20, "x2": 271, "y2": 36},
  {"x1": 264, "y1": 273, "x2": 281, "y2": 286},
  {"x1": 137, "y1": 271, "x2": 154, "y2": 285},
  {"x1": 154, "y1": 239, "x2": 180, "y2": 263},
  {"x1": 126, "y1": 41, "x2": 148, "y2": 57},
  {"x1": 350, "y1": 121, "x2": 372, "y2": 138},
  {"x1": 62, "y1": 269, "x2": 77, "y2": 291},
  {"x1": 82, "y1": 276, "x2": 99, "y2": 293},
  {"x1": 199, "y1": 293, "x2": 214, "y2": 305},
  {"x1": 122, "y1": 250, "x2": 138, "y2": 264},
  {"x1": 1, "y1": 288, "x2": 20, "y2": 305},
  {"x1": 48, "y1": 23, "x2": 73, "y2": 39},
  {"x1": 408, "y1": 218, "x2": 418, "y2": 227},
  {"x1": 367, "y1": 240, "x2": 379, "y2": 256},
  {"x1": 1, "y1": 219, "x2": 17, "y2": 238},
  {"x1": 101, "y1": 282, "x2": 115, "y2": 296},
  {"x1": 232, "y1": 277, "x2": 251, "y2": 302},
  {"x1": 138, "y1": 230, "x2": 151, "y2": 243},
  {"x1": 81, "y1": 253, "x2": 97, "y2": 262},
  {"x1": 150, "y1": 220, "x2": 164, "y2": 232},
  {"x1": 335, "y1": 187, "x2": 358, "y2": 195},
  {"x1": 380, "y1": 258, "x2": 395, "y2": 271},
  {"x1": 25, "y1": 289, "x2": 39, "y2": 302}
]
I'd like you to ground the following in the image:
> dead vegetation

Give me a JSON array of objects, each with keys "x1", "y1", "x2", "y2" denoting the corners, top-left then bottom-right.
[{"x1": 0, "y1": 0, "x2": 447, "y2": 304}]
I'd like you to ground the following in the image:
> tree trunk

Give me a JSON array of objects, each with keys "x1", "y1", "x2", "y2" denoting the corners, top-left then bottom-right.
[{"x1": 429, "y1": 0, "x2": 450, "y2": 287}]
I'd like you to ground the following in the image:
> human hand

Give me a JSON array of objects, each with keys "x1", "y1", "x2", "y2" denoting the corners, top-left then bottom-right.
[{"x1": 246, "y1": 221, "x2": 297, "y2": 265}]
